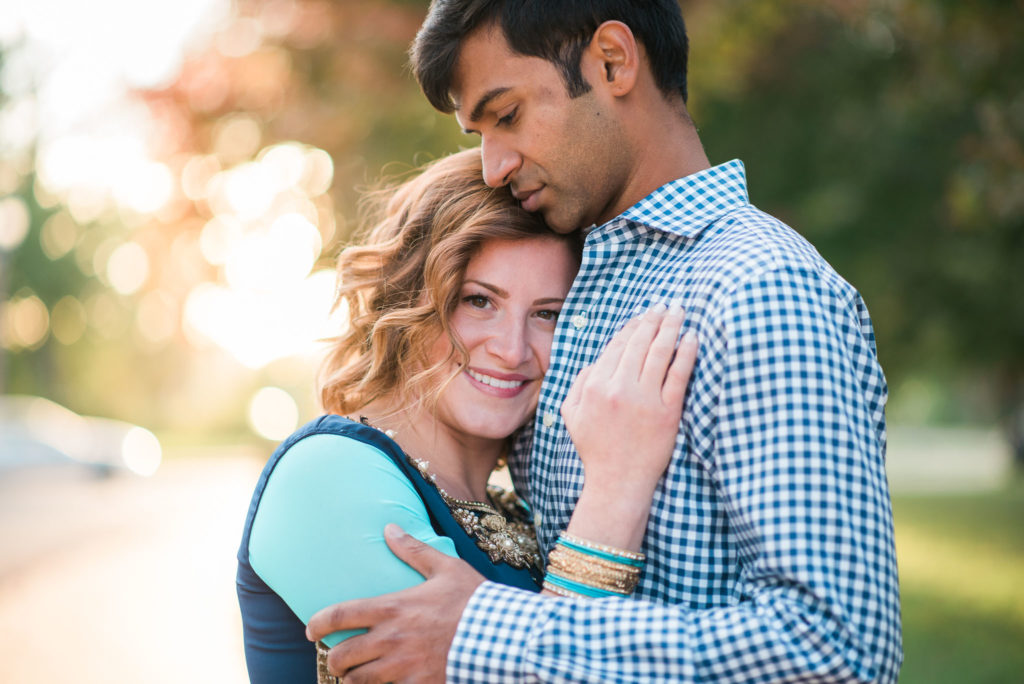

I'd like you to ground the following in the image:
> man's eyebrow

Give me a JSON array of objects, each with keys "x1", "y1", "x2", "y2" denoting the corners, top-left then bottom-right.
[{"x1": 462, "y1": 87, "x2": 511, "y2": 127}]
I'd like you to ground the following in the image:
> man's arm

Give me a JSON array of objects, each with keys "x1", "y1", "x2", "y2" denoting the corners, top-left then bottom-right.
[
  {"x1": 308, "y1": 266, "x2": 901, "y2": 683},
  {"x1": 306, "y1": 524, "x2": 483, "y2": 684},
  {"x1": 443, "y1": 266, "x2": 900, "y2": 683}
]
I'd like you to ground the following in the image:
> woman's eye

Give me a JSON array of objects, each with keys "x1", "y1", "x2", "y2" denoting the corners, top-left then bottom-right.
[
  {"x1": 536, "y1": 309, "x2": 560, "y2": 321},
  {"x1": 464, "y1": 294, "x2": 490, "y2": 309}
]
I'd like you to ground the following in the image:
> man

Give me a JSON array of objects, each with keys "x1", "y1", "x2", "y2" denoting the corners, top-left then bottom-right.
[{"x1": 308, "y1": 2, "x2": 902, "y2": 682}]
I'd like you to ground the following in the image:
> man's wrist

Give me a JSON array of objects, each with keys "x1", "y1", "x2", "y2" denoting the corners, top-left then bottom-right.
[{"x1": 448, "y1": 581, "x2": 547, "y2": 683}]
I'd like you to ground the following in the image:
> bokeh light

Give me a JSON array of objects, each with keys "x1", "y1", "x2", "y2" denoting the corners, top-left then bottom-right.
[
  {"x1": 106, "y1": 242, "x2": 150, "y2": 295},
  {"x1": 121, "y1": 426, "x2": 162, "y2": 476},
  {"x1": 248, "y1": 386, "x2": 299, "y2": 441},
  {"x1": 50, "y1": 296, "x2": 87, "y2": 345},
  {"x1": 1, "y1": 293, "x2": 49, "y2": 350},
  {"x1": 0, "y1": 196, "x2": 30, "y2": 250}
]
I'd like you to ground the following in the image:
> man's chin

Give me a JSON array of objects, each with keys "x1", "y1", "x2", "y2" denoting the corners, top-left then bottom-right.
[{"x1": 538, "y1": 209, "x2": 582, "y2": 235}]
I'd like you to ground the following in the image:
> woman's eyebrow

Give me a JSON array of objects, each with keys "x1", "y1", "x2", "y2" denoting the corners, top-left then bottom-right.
[{"x1": 464, "y1": 279, "x2": 508, "y2": 297}]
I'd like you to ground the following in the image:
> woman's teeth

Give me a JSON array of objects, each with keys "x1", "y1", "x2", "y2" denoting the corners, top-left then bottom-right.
[{"x1": 467, "y1": 370, "x2": 525, "y2": 389}]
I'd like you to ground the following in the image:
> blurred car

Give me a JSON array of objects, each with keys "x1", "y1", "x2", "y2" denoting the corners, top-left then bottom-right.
[{"x1": 0, "y1": 395, "x2": 162, "y2": 477}]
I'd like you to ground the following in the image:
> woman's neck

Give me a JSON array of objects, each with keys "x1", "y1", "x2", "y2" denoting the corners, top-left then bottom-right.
[{"x1": 357, "y1": 400, "x2": 503, "y2": 503}]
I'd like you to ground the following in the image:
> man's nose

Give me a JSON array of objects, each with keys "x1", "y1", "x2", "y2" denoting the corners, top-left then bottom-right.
[{"x1": 481, "y1": 138, "x2": 519, "y2": 188}]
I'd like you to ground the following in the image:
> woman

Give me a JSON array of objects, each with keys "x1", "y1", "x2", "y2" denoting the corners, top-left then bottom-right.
[{"x1": 236, "y1": 148, "x2": 695, "y2": 683}]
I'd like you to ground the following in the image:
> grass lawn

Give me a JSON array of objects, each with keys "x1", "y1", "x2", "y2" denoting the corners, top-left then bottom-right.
[{"x1": 892, "y1": 476, "x2": 1024, "y2": 683}]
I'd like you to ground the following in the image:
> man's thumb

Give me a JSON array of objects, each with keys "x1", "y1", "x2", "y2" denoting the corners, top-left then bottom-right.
[{"x1": 384, "y1": 523, "x2": 445, "y2": 578}]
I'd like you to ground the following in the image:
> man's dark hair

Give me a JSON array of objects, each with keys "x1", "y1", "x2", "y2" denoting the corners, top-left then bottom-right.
[{"x1": 410, "y1": 0, "x2": 689, "y2": 113}]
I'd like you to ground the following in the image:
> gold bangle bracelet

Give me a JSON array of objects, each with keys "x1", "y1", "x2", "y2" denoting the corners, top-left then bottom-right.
[
  {"x1": 547, "y1": 544, "x2": 641, "y2": 595},
  {"x1": 559, "y1": 532, "x2": 646, "y2": 563}
]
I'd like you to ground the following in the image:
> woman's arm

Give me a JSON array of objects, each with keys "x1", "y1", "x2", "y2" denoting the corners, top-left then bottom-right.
[
  {"x1": 248, "y1": 433, "x2": 457, "y2": 646},
  {"x1": 559, "y1": 302, "x2": 697, "y2": 552}
]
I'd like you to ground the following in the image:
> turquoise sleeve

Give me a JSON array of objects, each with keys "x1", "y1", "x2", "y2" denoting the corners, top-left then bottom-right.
[{"x1": 248, "y1": 433, "x2": 458, "y2": 647}]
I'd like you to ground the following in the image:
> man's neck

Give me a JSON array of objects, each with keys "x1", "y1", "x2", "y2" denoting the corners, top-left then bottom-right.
[{"x1": 601, "y1": 103, "x2": 711, "y2": 225}]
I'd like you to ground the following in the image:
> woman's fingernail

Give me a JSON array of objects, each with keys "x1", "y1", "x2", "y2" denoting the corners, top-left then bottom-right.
[
  {"x1": 682, "y1": 331, "x2": 698, "y2": 344},
  {"x1": 649, "y1": 301, "x2": 668, "y2": 314},
  {"x1": 668, "y1": 298, "x2": 684, "y2": 313}
]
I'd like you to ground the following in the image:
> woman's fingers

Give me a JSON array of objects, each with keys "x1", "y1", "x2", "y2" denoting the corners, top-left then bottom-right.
[
  {"x1": 662, "y1": 330, "x2": 698, "y2": 407},
  {"x1": 638, "y1": 301, "x2": 685, "y2": 384},
  {"x1": 561, "y1": 363, "x2": 593, "y2": 419},
  {"x1": 584, "y1": 301, "x2": 692, "y2": 399},
  {"x1": 587, "y1": 316, "x2": 642, "y2": 380},
  {"x1": 614, "y1": 303, "x2": 669, "y2": 381}
]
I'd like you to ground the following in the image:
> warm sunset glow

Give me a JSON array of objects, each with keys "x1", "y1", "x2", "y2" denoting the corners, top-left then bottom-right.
[{"x1": 183, "y1": 269, "x2": 337, "y2": 369}]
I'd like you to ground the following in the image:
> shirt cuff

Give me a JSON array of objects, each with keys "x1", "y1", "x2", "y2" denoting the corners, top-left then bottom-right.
[{"x1": 446, "y1": 581, "x2": 553, "y2": 683}]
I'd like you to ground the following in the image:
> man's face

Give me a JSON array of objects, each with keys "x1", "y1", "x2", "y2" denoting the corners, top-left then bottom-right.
[{"x1": 451, "y1": 24, "x2": 632, "y2": 233}]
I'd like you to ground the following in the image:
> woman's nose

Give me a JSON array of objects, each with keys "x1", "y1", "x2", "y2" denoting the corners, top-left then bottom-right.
[{"x1": 484, "y1": 315, "x2": 530, "y2": 367}]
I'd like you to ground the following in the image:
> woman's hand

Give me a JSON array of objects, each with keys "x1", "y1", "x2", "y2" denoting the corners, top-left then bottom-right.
[{"x1": 559, "y1": 301, "x2": 698, "y2": 550}]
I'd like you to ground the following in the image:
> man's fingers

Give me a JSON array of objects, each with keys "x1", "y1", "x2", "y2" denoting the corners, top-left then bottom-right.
[
  {"x1": 383, "y1": 523, "x2": 454, "y2": 579},
  {"x1": 306, "y1": 594, "x2": 395, "y2": 642},
  {"x1": 340, "y1": 654, "x2": 425, "y2": 684},
  {"x1": 322, "y1": 632, "x2": 384, "y2": 678}
]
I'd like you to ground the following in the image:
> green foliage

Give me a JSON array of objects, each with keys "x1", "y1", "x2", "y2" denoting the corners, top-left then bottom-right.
[
  {"x1": 690, "y1": 0, "x2": 1024, "y2": 435},
  {"x1": 892, "y1": 481, "x2": 1024, "y2": 682},
  {"x1": 2, "y1": 0, "x2": 1021, "y2": 440}
]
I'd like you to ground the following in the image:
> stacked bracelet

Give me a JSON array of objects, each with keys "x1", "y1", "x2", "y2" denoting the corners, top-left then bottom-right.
[{"x1": 543, "y1": 532, "x2": 645, "y2": 599}]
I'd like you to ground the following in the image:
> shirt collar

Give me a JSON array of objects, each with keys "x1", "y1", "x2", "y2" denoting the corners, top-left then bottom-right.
[{"x1": 612, "y1": 159, "x2": 749, "y2": 238}]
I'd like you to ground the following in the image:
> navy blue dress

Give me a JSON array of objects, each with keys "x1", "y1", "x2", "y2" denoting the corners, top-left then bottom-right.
[{"x1": 236, "y1": 415, "x2": 541, "y2": 683}]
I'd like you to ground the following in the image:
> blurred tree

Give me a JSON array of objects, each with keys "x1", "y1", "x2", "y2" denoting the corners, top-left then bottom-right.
[
  {"x1": 688, "y1": 0, "x2": 1024, "y2": 460},
  {"x1": 3, "y1": 0, "x2": 1020, "y2": 456}
]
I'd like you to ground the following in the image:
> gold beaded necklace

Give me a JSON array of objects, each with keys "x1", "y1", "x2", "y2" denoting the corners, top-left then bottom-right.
[{"x1": 358, "y1": 416, "x2": 542, "y2": 573}]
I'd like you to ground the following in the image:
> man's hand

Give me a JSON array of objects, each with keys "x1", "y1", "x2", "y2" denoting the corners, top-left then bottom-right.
[{"x1": 306, "y1": 523, "x2": 485, "y2": 683}]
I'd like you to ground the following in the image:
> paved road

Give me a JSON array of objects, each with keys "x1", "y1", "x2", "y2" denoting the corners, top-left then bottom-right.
[
  {"x1": 0, "y1": 428, "x2": 1011, "y2": 683},
  {"x1": 0, "y1": 452, "x2": 263, "y2": 683}
]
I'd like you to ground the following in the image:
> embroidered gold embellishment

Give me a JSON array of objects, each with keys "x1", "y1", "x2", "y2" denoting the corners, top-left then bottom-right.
[
  {"x1": 408, "y1": 455, "x2": 542, "y2": 573},
  {"x1": 355, "y1": 415, "x2": 541, "y2": 574},
  {"x1": 316, "y1": 641, "x2": 343, "y2": 684}
]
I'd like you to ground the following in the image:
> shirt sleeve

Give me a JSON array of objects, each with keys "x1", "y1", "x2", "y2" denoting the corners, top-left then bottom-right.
[
  {"x1": 248, "y1": 433, "x2": 458, "y2": 647},
  {"x1": 447, "y1": 266, "x2": 901, "y2": 683}
]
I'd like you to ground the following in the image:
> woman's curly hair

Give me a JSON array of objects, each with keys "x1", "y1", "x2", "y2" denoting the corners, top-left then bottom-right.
[{"x1": 319, "y1": 147, "x2": 582, "y2": 416}]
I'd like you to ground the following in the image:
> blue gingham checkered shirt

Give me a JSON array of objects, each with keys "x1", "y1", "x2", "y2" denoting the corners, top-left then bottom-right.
[{"x1": 447, "y1": 160, "x2": 902, "y2": 683}]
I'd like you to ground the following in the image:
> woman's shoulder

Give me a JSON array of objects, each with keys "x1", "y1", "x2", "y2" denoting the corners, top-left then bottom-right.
[
  {"x1": 262, "y1": 414, "x2": 399, "y2": 478},
  {"x1": 263, "y1": 415, "x2": 411, "y2": 496},
  {"x1": 241, "y1": 415, "x2": 419, "y2": 558}
]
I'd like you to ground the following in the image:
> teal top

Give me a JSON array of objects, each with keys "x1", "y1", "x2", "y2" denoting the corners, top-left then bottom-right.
[
  {"x1": 236, "y1": 415, "x2": 541, "y2": 684},
  {"x1": 248, "y1": 432, "x2": 459, "y2": 645}
]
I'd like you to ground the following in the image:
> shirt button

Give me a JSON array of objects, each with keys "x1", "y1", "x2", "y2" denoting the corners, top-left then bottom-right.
[
  {"x1": 571, "y1": 313, "x2": 587, "y2": 330},
  {"x1": 542, "y1": 412, "x2": 556, "y2": 428},
  {"x1": 534, "y1": 512, "x2": 542, "y2": 527}
]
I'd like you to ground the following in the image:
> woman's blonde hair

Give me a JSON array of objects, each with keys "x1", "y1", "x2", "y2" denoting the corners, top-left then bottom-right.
[{"x1": 319, "y1": 147, "x2": 581, "y2": 416}]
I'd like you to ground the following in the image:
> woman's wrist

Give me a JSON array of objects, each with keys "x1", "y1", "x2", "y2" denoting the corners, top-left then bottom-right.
[{"x1": 565, "y1": 480, "x2": 656, "y2": 552}]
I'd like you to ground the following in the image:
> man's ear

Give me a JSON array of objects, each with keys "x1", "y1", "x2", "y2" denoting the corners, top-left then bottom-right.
[{"x1": 586, "y1": 20, "x2": 640, "y2": 97}]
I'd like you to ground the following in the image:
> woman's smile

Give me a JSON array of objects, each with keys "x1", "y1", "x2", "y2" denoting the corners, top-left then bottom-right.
[{"x1": 465, "y1": 368, "x2": 533, "y2": 396}]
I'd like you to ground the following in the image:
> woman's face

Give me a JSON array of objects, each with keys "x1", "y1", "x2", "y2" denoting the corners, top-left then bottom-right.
[{"x1": 430, "y1": 234, "x2": 578, "y2": 442}]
